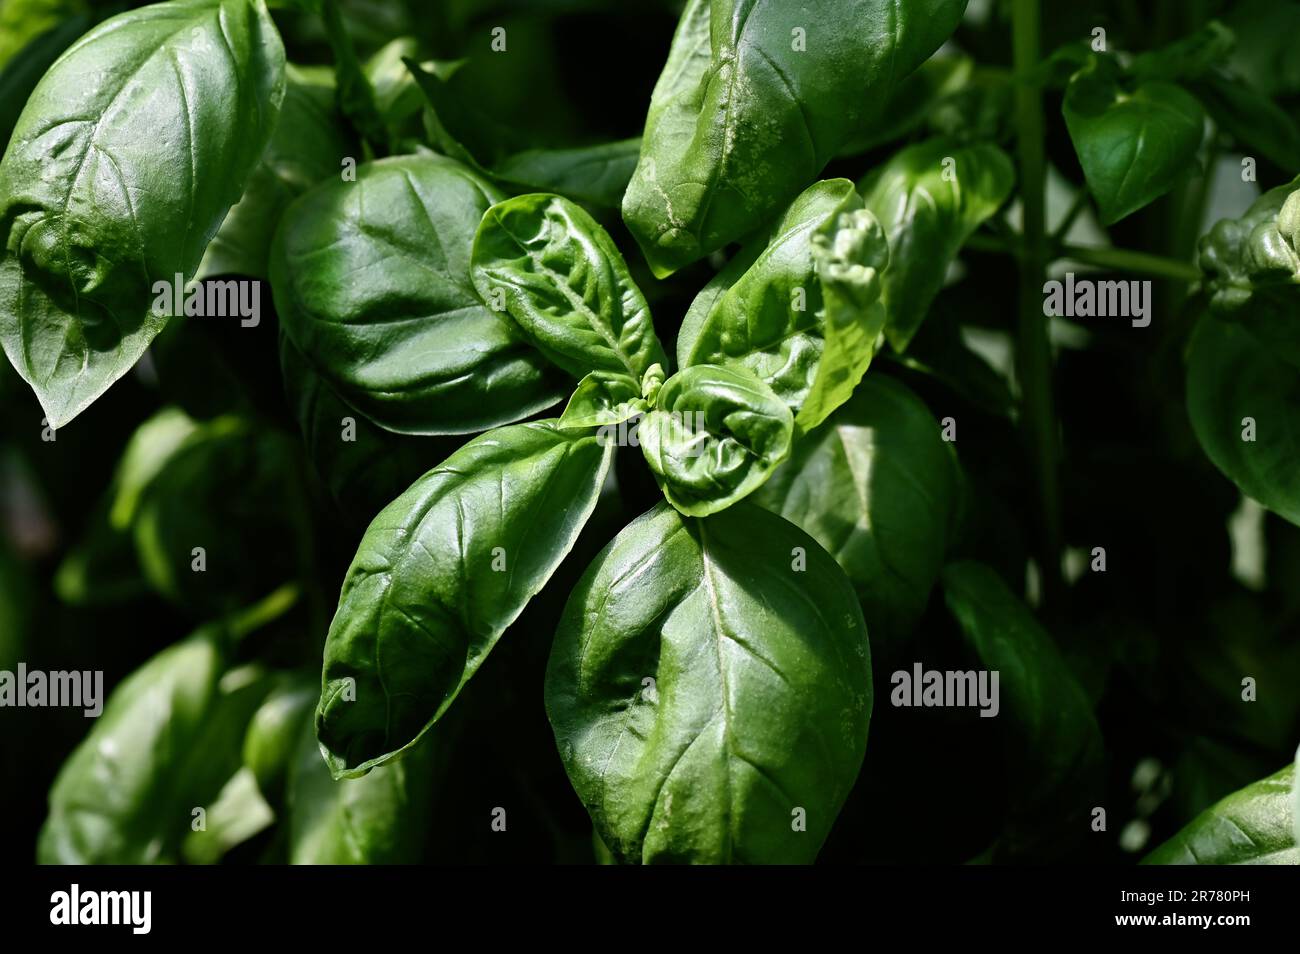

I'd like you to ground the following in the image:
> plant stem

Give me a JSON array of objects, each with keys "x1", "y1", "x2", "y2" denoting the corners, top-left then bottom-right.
[
  {"x1": 1058, "y1": 244, "x2": 1201, "y2": 283},
  {"x1": 1012, "y1": 0, "x2": 1062, "y2": 609},
  {"x1": 1049, "y1": 187, "x2": 1090, "y2": 245}
]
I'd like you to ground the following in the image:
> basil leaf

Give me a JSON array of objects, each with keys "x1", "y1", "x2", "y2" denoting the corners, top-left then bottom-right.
[
  {"x1": 859, "y1": 138, "x2": 1015, "y2": 351},
  {"x1": 797, "y1": 206, "x2": 888, "y2": 430},
  {"x1": 558, "y1": 370, "x2": 646, "y2": 430},
  {"x1": 640, "y1": 364, "x2": 793, "y2": 517},
  {"x1": 754, "y1": 376, "x2": 959, "y2": 657},
  {"x1": 837, "y1": 55, "x2": 973, "y2": 157},
  {"x1": 279, "y1": 332, "x2": 442, "y2": 527},
  {"x1": 243, "y1": 676, "x2": 316, "y2": 807},
  {"x1": 0, "y1": 0, "x2": 286, "y2": 427},
  {"x1": 471, "y1": 192, "x2": 668, "y2": 380},
  {"x1": 317, "y1": 421, "x2": 615, "y2": 777},
  {"x1": 1062, "y1": 57, "x2": 1204, "y2": 225},
  {"x1": 622, "y1": 0, "x2": 967, "y2": 276},
  {"x1": 37, "y1": 633, "x2": 270, "y2": 863},
  {"x1": 1186, "y1": 313, "x2": 1300, "y2": 528},
  {"x1": 181, "y1": 767, "x2": 275, "y2": 864},
  {"x1": 1143, "y1": 765, "x2": 1298, "y2": 865},
  {"x1": 289, "y1": 707, "x2": 438, "y2": 864},
  {"x1": 494, "y1": 138, "x2": 642, "y2": 210},
  {"x1": 198, "y1": 67, "x2": 356, "y2": 280},
  {"x1": 132, "y1": 418, "x2": 310, "y2": 613},
  {"x1": 546, "y1": 501, "x2": 871, "y2": 864},
  {"x1": 272, "y1": 154, "x2": 566, "y2": 436},
  {"x1": 1129, "y1": 21, "x2": 1234, "y2": 83},
  {"x1": 1189, "y1": 73, "x2": 1300, "y2": 174},
  {"x1": 680, "y1": 179, "x2": 887, "y2": 422},
  {"x1": 941, "y1": 561, "x2": 1104, "y2": 861}
]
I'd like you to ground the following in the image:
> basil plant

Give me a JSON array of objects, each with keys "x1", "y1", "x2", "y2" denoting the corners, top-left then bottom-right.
[{"x1": 5, "y1": 0, "x2": 1298, "y2": 867}]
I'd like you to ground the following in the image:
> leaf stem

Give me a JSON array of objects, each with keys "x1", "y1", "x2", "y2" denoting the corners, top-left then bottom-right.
[
  {"x1": 1013, "y1": 0, "x2": 1063, "y2": 608},
  {"x1": 1058, "y1": 244, "x2": 1202, "y2": 283}
]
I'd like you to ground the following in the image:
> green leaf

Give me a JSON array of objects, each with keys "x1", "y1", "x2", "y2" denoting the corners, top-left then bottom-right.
[
  {"x1": 243, "y1": 676, "x2": 317, "y2": 807},
  {"x1": 289, "y1": 705, "x2": 438, "y2": 864},
  {"x1": 859, "y1": 138, "x2": 1015, "y2": 351},
  {"x1": 797, "y1": 207, "x2": 888, "y2": 430},
  {"x1": 181, "y1": 767, "x2": 275, "y2": 864},
  {"x1": 494, "y1": 138, "x2": 642, "y2": 210},
  {"x1": 754, "y1": 376, "x2": 959, "y2": 657},
  {"x1": 836, "y1": 55, "x2": 973, "y2": 156},
  {"x1": 471, "y1": 192, "x2": 668, "y2": 380},
  {"x1": 272, "y1": 153, "x2": 566, "y2": 436},
  {"x1": 199, "y1": 67, "x2": 357, "y2": 279},
  {"x1": 0, "y1": 10, "x2": 93, "y2": 150},
  {"x1": 622, "y1": 0, "x2": 967, "y2": 276},
  {"x1": 1129, "y1": 20, "x2": 1235, "y2": 83},
  {"x1": 279, "y1": 332, "x2": 442, "y2": 527},
  {"x1": 679, "y1": 179, "x2": 886, "y2": 422},
  {"x1": 131, "y1": 418, "x2": 311, "y2": 613},
  {"x1": 38, "y1": 633, "x2": 271, "y2": 863},
  {"x1": 1189, "y1": 73, "x2": 1300, "y2": 174},
  {"x1": 1062, "y1": 57, "x2": 1204, "y2": 225},
  {"x1": 941, "y1": 561, "x2": 1104, "y2": 860},
  {"x1": 1198, "y1": 179, "x2": 1300, "y2": 368},
  {"x1": 0, "y1": 0, "x2": 286, "y2": 427},
  {"x1": 640, "y1": 364, "x2": 793, "y2": 517},
  {"x1": 317, "y1": 421, "x2": 615, "y2": 777},
  {"x1": 558, "y1": 370, "x2": 646, "y2": 430},
  {"x1": 1143, "y1": 764, "x2": 1297, "y2": 864},
  {"x1": 1186, "y1": 313, "x2": 1300, "y2": 528},
  {"x1": 546, "y1": 501, "x2": 871, "y2": 863}
]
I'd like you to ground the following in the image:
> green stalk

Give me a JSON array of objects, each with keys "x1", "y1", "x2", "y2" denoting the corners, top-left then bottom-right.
[
  {"x1": 1058, "y1": 244, "x2": 1201, "y2": 283},
  {"x1": 1013, "y1": 0, "x2": 1062, "y2": 609}
]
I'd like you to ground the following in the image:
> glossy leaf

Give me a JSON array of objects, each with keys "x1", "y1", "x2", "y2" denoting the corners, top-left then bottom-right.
[
  {"x1": 1190, "y1": 74, "x2": 1300, "y2": 174},
  {"x1": 941, "y1": 561, "x2": 1104, "y2": 860},
  {"x1": 494, "y1": 138, "x2": 642, "y2": 210},
  {"x1": 243, "y1": 676, "x2": 316, "y2": 807},
  {"x1": 558, "y1": 370, "x2": 646, "y2": 430},
  {"x1": 546, "y1": 501, "x2": 871, "y2": 864},
  {"x1": 199, "y1": 67, "x2": 356, "y2": 279},
  {"x1": 1143, "y1": 764, "x2": 1297, "y2": 864},
  {"x1": 680, "y1": 179, "x2": 887, "y2": 422},
  {"x1": 181, "y1": 767, "x2": 275, "y2": 864},
  {"x1": 1186, "y1": 313, "x2": 1300, "y2": 528},
  {"x1": 0, "y1": 0, "x2": 286, "y2": 427},
  {"x1": 622, "y1": 0, "x2": 967, "y2": 276},
  {"x1": 471, "y1": 192, "x2": 668, "y2": 380},
  {"x1": 1062, "y1": 57, "x2": 1203, "y2": 225},
  {"x1": 272, "y1": 154, "x2": 566, "y2": 435},
  {"x1": 289, "y1": 706, "x2": 437, "y2": 864},
  {"x1": 640, "y1": 364, "x2": 793, "y2": 517},
  {"x1": 317, "y1": 421, "x2": 615, "y2": 777},
  {"x1": 837, "y1": 55, "x2": 973, "y2": 156},
  {"x1": 754, "y1": 376, "x2": 959, "y2": 656},
  {"x1": 38, "y1": 633, "x2": 270, "y2": 863},
  {"x1": 859, "y1": 138, "x2": 1015, "y2": 351}
]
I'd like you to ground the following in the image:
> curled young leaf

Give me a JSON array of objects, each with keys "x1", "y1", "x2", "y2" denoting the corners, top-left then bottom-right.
[
  {"x1": 622, "y1": 0, "x2": 968, "y2": 276},
  {"x1": 639, "y1": 364, "x2": 793, "y2": 517},
  {"x1": 858, "y1": 137, "x2": 1015, "y2": 351},
  {"x1": 1142, "y1": 764, "x2": 1297, "y2": 865},
  {"x1": 1197, "y1": 179, "x2": 1300, "y2": 368},
  {"x1": 272, "y1": 154, "x2": 566, "y2": 436},
  {"x1": 546, "y1": 502, "x2": 871, "y2": 864},
  {"x1": 558, "y1": 370, "x2": 646, "y2": 430},
  {"x1": 317, "y1": 421, "x2": 615, "y2": 777},
  {"x1": 470, "y1": 193, "x2": 668, "y2": 380},
  {"x1": 1062, "y1": 56, "x2": 1204, "y2": 225},
  {"x1": 679, "y1": 178, "x2": 887, "y2": 423},
  {"x1": 0, "y1": 0, "x2": 286, "y2": 427}
]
